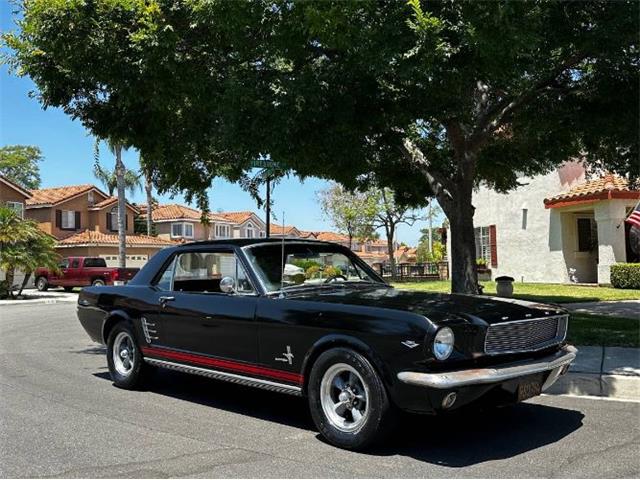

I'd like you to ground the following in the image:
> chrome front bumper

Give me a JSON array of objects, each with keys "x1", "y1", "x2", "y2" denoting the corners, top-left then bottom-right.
[{"x1": 397, "y1": 345, "x2": 577, "y2": 391}]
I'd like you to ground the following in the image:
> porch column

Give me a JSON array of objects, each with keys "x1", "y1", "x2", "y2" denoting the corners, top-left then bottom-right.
[{"x1": 594, "y1": 200, "x2": 627, "y2": 284}]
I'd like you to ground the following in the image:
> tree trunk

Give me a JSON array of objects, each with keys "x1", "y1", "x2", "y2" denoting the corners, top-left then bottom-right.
[
  {"x1": 440, "y1": 186, "x2": 479, "y2": 294},
  {"x1": 5, "y1": 267, "x2": 15, "y2": 299},
  {"x1": 18, "y1": 271, "x2": 31, "y2": 297},
  {"x1": 145, "y1": 174, "x2": 153, "y2": 236},
  {"x1": 383, "y1": 223, "x2": 396, "y2": 279},
  {"x1": 114, "y1": 145, "x2": 127, "y2": 268}
]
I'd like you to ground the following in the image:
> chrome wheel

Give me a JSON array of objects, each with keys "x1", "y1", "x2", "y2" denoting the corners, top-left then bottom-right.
[
  {"x1": 320, "y1": 363, "x2": 370, "y2": 433},
  {"x1": 112, "y1": 331, "x2": 135, "y2": 376}
]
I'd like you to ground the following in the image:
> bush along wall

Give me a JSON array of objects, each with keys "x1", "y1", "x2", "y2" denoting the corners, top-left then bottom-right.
[{"x1": 610, "y1": 263, "x2": 640, "y2": 289}]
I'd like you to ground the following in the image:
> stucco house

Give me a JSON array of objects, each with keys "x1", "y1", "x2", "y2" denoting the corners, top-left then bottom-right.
[
  {"x1": 144, "y1": 204, "x2": 235, "y2": 241},
  {"x1": 217, "y1": 211, "x2": 267, "y2": 238},
  {"x1": 465, "y1": 162, "x2": 640, "y2": 284},
  {"x1": 0, "y1": 174, "x2": 32, "y2": 217},
  {"x1": 25, "y1": 184, "x2": 173, "y2": 267}
]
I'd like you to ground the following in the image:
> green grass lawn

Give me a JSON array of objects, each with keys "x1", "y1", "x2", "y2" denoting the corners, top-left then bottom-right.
[
  {"x1": 392, "y1": 280, "x2": 640, "y2": 304},
  {"x1": 568, "y1": 313, "x2": 639, "y2": 348}
]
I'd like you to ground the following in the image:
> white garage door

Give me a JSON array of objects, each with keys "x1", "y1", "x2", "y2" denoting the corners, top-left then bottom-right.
[{"x1": 100, "y1": 254, "x2": 149, "y2": 268}]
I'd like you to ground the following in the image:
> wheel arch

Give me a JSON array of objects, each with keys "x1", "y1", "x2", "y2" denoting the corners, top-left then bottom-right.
[
  {"x1": 101, "y1": 309, "x2": 134, "y2": 344},
  {"x1": 300, "y1": 334, "x2": 391, "y2": 396}
]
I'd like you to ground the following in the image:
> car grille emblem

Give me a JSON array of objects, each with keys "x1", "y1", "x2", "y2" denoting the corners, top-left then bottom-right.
[
  {"x1": 275, "y1": 346, "x2": 294, "y2": 365},
  {"x1": 401, "y1": 340, "x2": 420, "y2": 349}
]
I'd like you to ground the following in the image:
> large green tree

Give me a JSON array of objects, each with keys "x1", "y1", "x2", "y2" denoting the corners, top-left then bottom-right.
[
  {"x1": 4, "y1": 1, "x2": 638, "y2": 292},
  {"x1": 0, "y1": 145, "x2": 42, "y2": 189}
]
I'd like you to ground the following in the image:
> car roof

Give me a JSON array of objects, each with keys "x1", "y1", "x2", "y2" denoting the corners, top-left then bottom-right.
[{"x1": 178, "y1": 238, "x2": 336, "y2": 248}]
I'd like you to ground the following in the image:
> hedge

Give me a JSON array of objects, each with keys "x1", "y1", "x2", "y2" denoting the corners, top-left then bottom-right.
[{"x1": 610, "y1": 263, "x2": 640, "y2": 289}]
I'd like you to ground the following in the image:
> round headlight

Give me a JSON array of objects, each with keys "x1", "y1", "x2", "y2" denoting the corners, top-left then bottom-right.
[{"x1": 433, "y1": 327, "x2": 454, "y2": 360}]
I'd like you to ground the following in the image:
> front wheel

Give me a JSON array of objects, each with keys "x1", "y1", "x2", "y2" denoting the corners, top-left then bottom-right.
[
  {"x1": 106, "y1": 322, "x2": 148, "y2": 389},
  {"x1": 308, "y1": 348, "x2": 394, "y2": 450},
  {"x1": 35, "y1": 276, "x2": 48, "y2": 291}
]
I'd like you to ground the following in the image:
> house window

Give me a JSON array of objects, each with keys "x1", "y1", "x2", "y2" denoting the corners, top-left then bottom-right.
[
  {"x1": 61, "y1": 210, "x2": 76, "y2": 229},
  {"x1": 474, "y1": 226, "x2": 491, "y2": 264},
  {"x1": 109, "y1": 207, "x2": 118, "y2": 231},
  {"x1": 171, "y1": 222, "x2": 194, "y2": 239},
  {"x1": 215, "y1": 224, "x2": 231, "y2": 238},
  {"x1": 259, "y1": 230, "x2": 265, "y2": 238},
  {"x1": 6, "y1": 201, "x2": 24, "y2": 219},
  {"x1": 246, "y1": 222, "x2": 255, "y2": 238},
  {"x1": 576, "y1": 217, "x2": 597, "y2": 252}
]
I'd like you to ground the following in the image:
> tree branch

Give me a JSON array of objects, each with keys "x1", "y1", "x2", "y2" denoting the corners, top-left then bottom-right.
[{"x1": 472, "y1": 51, "x2": 588, "y2": 147}]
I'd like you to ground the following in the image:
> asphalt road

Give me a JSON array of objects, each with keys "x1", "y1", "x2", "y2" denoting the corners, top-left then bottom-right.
[{"x1": 1, "y1": 302, "x2": 639, "y2": 478}]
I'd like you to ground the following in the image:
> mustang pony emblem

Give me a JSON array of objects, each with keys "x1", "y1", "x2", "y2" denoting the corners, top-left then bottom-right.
[
  {"x1": 401, "y1": 340, "x2": 420, "y2": 349},
  {"x1": 275, "y1": 346, "x2": 294, "y2": 364}
]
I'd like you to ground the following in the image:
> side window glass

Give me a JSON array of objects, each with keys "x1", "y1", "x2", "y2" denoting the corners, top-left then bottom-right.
[
  {"x1": 171, "y1": 251, "x2": 255, "y2": 294},
  {"x1": 59, "y1": 259, "x2": 69, "y2": 269},
  {"x1": 71, "y1": 259, "x2": 80, "y2": 268},
  {"x1": 155, "y1": 257, "x2": 176, "y2": 291}
]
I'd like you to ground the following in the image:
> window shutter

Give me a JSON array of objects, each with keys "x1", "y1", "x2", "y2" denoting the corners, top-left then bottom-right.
[
  {"x1": 106, "y1": 212, "x2": 112, "y2": 231},
  {"x1": 55, "y1": 209, "x2": 62, "y2": 228},
  {"x1": 125, "y1": 214, "x2": 128, "y2": 231},
  {"x1": 489, "y1": 224, "x2": 498, "y2": 268},
  {"x1": 75, "y1": 211, "x2": 81, "y2": 230}
]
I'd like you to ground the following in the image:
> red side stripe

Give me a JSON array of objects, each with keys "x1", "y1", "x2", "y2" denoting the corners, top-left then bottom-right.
[{"x1": 141, "y1": 346, "x2": 303, "y2": 385}]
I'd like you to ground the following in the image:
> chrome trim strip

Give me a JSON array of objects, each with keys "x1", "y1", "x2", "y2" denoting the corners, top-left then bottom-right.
[
  {"x1": 483, "y1": 314, "x2": 569, "y2": 355},
  {"x1": 397, "y1": 345, "x2": 577, "y2": 389},
  {"x1": 144, "y1": 358, "x2": 303, "y2": 396}
]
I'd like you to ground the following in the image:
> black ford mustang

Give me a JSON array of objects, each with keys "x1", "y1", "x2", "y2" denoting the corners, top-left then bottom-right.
[{"x1": 77, "y1": 239, "x2": 576, "y2": 449}]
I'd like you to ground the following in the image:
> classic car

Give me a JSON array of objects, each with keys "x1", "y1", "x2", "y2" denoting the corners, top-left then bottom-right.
[{"x1": 77, "y1": 239, "x2": 576, "y2": 450}]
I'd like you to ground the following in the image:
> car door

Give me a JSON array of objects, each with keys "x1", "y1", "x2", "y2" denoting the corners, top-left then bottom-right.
[
  {"x1": 49, "y1": 258, "x2": 69, "y2": 287},
  {"x1": 62, "y1": 257, "x2": 81, "y2": 287},
  {"x1": 154, "y1": 248, "x2": 259, "y2": 364}
]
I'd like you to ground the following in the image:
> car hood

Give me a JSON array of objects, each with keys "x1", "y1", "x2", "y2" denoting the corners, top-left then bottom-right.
[{"x1": 287, "y1": 285, "x2": 566, "y2": 325}]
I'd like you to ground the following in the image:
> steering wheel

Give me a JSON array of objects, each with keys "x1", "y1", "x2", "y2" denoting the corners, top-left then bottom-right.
[{"x1": 324, "y1": 274, "x2": 348, "y2": 284}]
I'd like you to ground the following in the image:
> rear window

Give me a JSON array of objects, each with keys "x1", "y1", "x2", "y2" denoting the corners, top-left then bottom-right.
[{"x1": 83, "y1": 257, "x2": 107, "y2": 268}]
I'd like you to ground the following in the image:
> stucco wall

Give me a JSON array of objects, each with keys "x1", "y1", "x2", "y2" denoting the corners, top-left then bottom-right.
[{"x1": 471, "y1": 163, "x2": 587, "y2": 283}]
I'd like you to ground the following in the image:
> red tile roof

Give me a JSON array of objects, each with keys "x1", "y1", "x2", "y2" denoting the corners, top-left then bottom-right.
[
  {"x1": 218, "y1": 211, "x2": 264, "y2": 225},
  {"x1": 271, "y1": 224, "x2": 300, "y2": 236},
  {"x1": 0, "y1": 175, "x2": 32, "y2": 198},
  {"x1": 315, "y1": 231, "x2": 350, "y2": 242},
  {"x1": 88, "y1": 196, "x2": 139, "y2": 213},
  {"x1": 56, "y1": 230, "x2": 176, "y2": 247},
  {"x1": 544, "y1": 174, "x2": 640, "y2": 208},
  {"x1": 27, "y1": 184, "x2": 102, "y2": 207},
  {"x1": 147, "y1": 204, "x2": 203, "y2": 222}
]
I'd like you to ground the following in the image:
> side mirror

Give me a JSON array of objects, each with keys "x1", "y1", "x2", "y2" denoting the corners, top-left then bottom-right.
[{"x1": 219, "y1": 276, "x2": 236, "y2": 294}]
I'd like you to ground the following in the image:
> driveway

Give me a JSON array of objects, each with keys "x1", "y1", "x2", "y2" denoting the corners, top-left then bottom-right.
[
  {"x1": 1, "y1": 303, "x2": 639, "y2": 478},
  {"x1": 566, "y1": 300, "x2": 640, "y2": 318}
]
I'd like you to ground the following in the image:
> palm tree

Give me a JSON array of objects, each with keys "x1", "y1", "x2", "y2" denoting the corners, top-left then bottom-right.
[
  {"x1": 93, "y1": 159, "x2": 141, "y2": 196},
  {"x1": 0, "y1": 207, "x2": 58, "y2": 298},
  {"x1": 139, "y1": 155, "x2": 154, "y2": 236},
  {"x1": 95, "y1": 138, "x2": 134, "y2": 268}
]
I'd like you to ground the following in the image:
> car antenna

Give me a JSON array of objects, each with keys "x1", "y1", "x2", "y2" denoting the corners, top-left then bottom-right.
[{"x1": 280, "y1": 210, "x2": 286, "y2": 292}]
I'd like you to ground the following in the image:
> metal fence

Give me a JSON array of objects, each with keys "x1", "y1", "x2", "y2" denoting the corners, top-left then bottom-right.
[{"x1": 377, "y1": 262, "x2": 449, "y2": 281}]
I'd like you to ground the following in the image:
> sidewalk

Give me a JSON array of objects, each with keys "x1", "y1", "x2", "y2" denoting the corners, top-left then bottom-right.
[
  {"x1": 549, "y1": 345, "x2": 640, "y2": 401},
  {"x1": 566, "y1": 300, "x2": 640, "y2": 318},
  {"x1": 0, "y1": 290, "x2": 78, "y2": 306}
]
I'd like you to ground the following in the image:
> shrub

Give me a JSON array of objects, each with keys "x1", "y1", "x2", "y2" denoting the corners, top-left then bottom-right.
[{"x1": 610, "y1": 263, "x2": 640, "y2": 289}]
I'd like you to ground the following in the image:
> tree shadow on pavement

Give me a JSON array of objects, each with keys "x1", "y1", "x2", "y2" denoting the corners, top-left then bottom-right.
[{"x1": 93, "y1": 367, "x2": 584, "y2": 466}]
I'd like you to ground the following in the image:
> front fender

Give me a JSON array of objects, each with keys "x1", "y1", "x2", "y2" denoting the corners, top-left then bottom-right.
[{"x1": 300, "y1": 333, "x2": 392, "y2": 394}]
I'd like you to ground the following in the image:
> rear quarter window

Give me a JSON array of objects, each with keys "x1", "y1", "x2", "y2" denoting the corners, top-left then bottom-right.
[{"x1": 83, "y1": 258, "x2": 107, "y2": 268}]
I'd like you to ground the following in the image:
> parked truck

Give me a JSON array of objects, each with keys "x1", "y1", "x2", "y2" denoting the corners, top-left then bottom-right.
[{"x1": 34, "y1": 257, "x2": 139, "y2": 291}]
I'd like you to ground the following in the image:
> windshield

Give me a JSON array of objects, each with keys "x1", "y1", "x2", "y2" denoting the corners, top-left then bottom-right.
[{"x1": 243, "y1": 243, "x2": 384, "y2": 293}]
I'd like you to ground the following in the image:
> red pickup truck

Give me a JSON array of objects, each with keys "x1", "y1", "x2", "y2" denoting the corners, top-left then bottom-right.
[{"x1": 34, "y1": 257, "x2": 139, "y2": 291}]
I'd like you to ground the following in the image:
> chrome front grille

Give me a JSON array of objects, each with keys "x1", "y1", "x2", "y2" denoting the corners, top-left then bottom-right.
[{"x1": 484, "y1": 315, "x2": 568, "y2": 355}]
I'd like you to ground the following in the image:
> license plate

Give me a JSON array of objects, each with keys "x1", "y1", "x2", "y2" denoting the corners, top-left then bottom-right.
[{"x1": 517, "y1": 380, "x2": 542, "y2": 402}]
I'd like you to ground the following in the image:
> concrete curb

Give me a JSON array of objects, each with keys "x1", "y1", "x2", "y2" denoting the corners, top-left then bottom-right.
[
  {"x1": 0, "y1": 292, "x2": 79, "y2": 307},
  {"x1": 547, "y1": 372, "x2": 640, "y2": 401},
  {"x1": 546, "y1": 344, "x2": 640, "y2": 401}
]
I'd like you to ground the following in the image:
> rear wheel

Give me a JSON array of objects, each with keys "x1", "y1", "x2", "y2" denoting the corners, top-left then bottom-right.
[
  {"x1": 92, "y1": 278, "x2": 105, "y2": 287},
  {"x1": 308, "y1": 348, "x2": 394, "y2": 450},
  {"x1": 106, "y1": 322, "x2": 148, "y2": 389},
  {"x1": 35, "y1": 276, "x2": 48, "y2": 291}
]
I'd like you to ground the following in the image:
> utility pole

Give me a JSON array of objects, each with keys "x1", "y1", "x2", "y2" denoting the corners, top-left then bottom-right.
[{"x1": 428, "y1": 202, "x2": 433, "y2": 254}]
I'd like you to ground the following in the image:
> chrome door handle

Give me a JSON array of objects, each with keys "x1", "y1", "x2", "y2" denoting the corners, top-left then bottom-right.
[{"x1": 159, "y1": 296, "x2": 175, "y2": 304}]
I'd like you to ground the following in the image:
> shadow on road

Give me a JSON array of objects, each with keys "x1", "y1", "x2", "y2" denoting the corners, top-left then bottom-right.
[{"x1": 92, "y1": 367, "x2": 584, "y2": 466}]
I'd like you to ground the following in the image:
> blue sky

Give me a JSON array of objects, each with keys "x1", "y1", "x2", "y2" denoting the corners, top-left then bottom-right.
[{"x1": 0, "y1": 2, "x2": 442, "y2": 245}]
